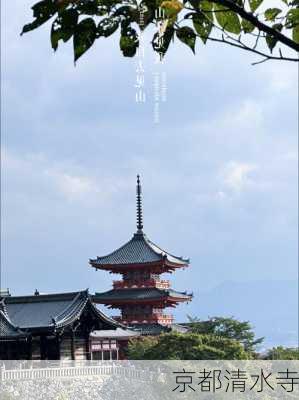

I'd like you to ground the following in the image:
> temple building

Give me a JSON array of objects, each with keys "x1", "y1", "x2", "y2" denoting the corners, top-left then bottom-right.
[
  {"x1": 0, "y1": 290, "x2": 137, "y2": 360},
  {"x1": 91, "y1": 176, "x2": 193, "y2": 335},
  {"x1": 0, "y1": 175, "x2": 192, "y2": 359}
]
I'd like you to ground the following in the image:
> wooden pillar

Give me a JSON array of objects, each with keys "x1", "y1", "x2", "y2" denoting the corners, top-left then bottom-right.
[
  {"x1": 71, "y1": 331, "x2": 75, "y2": 360},
  {"x1": 56, "y1": 334, "x2": 61, "y2": 360},
  {"x1": 15, "y1": 340, "x2": 21, "y2": 360},
  {"x1": 27, "y1": 336, "x2": 32, "y2": 360},
  {"x1": 40, "y1": 336, "x2": 46, "y2": 360},
  {"x1": 85, "y1": 334, "x2": 90, "y2": 360}
]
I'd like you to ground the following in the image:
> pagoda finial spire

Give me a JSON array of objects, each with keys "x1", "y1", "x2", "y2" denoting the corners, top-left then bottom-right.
[{"x1": 136, "y1": 174, "x2": 143, "y2": 233}]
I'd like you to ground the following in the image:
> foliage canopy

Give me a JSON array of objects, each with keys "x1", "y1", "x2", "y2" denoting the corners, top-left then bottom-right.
[
  {"x1": 187, "y1": 316, "x2": 264, "y2": 353},
  {"x1": 264, "y1": 346, "x2": 299, "y2": 359},
  {"x1": 22, "y1": 0, "x2": 299, "y2": 64},
  {"x1": 127, "y1": 332, "x2": 251, "y2": 359}
]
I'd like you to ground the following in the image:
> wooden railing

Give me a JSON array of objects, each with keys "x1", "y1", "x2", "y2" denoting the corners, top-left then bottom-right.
[
  {"x1": 113, "y1": 314, "x2": 174, "y2": 325},
  {"x1": 0, "y1": 364, "x2": 151, "y2": 382},
  {"x1": 113, "y1": 279, "x2": 170, "y2": 289}
]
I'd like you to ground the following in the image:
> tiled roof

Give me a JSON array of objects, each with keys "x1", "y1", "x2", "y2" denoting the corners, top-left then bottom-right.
[
  {"x1": 93, "y1": 288, "x2": 192, "y2": 302},
  {"x1": 0, "y1": 301, "x2": 27, "y2": 338},
  {"x1": 90, "y1": 327, "x2": 140, "y2": 339},
  {"x1": 128, "y1": 323, "x2": 171, "y2": 335},
  {"x1": 2, "y1": 290, "x2": 121, "y2": 331},
  {"x1": 90, "y1": 232, "x2": 189, "y2": 267},
  {"x1": 127, "y1": 323, "x2": 191, "y2": 336},
  {"x1": 170, "y1": 323, "x2": 191, "y2": 334}
]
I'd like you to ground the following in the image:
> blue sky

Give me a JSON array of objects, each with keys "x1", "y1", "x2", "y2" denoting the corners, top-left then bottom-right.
[{"x1": 1, "y1": 1, "x2": 298, "y2": 347}]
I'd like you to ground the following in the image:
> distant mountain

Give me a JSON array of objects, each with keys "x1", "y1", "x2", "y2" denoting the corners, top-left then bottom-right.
[{"x1": 178, "y1": 280, "x2": 298, "y2": 349}]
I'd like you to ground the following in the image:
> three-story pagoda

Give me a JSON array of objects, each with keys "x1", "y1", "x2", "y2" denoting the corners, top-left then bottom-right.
[{"x1": 91, "y1": 176, "x2": 192, "y2": 334}]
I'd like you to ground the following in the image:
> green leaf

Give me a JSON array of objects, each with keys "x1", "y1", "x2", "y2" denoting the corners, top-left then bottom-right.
[
  {"x1": 264, "y1": 8, "x2": 282, "y2": 21},
  {"x1": 215, "y1": 7, "x2": 241, "y2": 34},
  {"x1": 242, "y1": 19, "x2": 255, "y2": 33},
  {"x1": 73, "y1": 18, "x2": 97, "y2": 62},
  {"x1": 97, "y1": 17, "x2": 119, "y2": 38},
  {"x1": 32, "y1": 0, "x2": 57, "y2": 18},
  {"x1": 266, "y1": 34, "x2": 277, "y2": 52},
  {"x1": 272, "y1": 23, "x2": 283, "y2": 31},
  {"x1": 22, "y1": 0, "x2": 58, "y2": 34},
  {"x1": 249, "y1": 0, "x2": 263, "y2": 12},
  {"x1": 51, "y1": 9, "x2": 78, "y2": 51},
  {"x1": 265, "y1": 24, "x2": 282, "y2": 53},
  {"x1": 293, "y1": 24, "x2": 299, "y2": 43},
  {"x1": 120, "y1": 26, "x2": 139, "y2": 57},
  {"x1": 200, "y1": 0, "x2": 213, "y2": 12},
  {"x1": 160, "y1": 0, "x2": 184, "y2": 20},
  {"x1": 199, "y1": 0, "x2": 214, "y2": 23},
  {"x1": 76, "y1": 0, "x2": 103, "y2": 15},
  {"x1": 193, "y1": 14, "x2": 213, "y2": 44},
  {"x1": 176, "y1": 26, "x2": 196, "y2": 53},
  {"x1": 113, "y1": 6, "x2": 138, "y2": 20},
  {"x1": 286, "y1": 8, "x2": 299, "y2": 28}
]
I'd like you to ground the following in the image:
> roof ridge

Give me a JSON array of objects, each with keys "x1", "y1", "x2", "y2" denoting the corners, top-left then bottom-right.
[
  {"x1": 54, "y1": 290, "x2": 87, "y2": 324},
  {"x1": 145, "y1": 236, "x2": 189, "y2": 263},
  {"x1": 90, "y1": 232, "x2": 163, "y2": 265},
  {"x1": 90, "y1": 235, "x2": 143, "y2": 262},
  {"x1": 0, "y1": 299, "x2": 9, "y2": 318},
  {"x1": 0, "y1": 309, "x2": 26, "y2": 335},
  {"x1": 96, "y1": 287, "x2": 164, "y2": 293},
  {"x1": 90, "y1": 302, "x2": 123, "y2": 328},
  {"x1": 55, "y1": 296, "x2": 89, "y2": 328},
  {"x1": 90, "y1": 233, "x2": 189, "y2": 267},
  {"x1": 5, "y1": 290, "x2": 87, "y2": 303}
]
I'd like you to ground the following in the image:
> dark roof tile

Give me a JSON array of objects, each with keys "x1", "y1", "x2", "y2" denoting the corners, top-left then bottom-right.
[
  {"x1": 128, "y1": 323, "x2": 170, "y2": 335},
  {"x1": 93, "y1": 288, "x2": 192, "y2": 302},
  {"x1": 0, "y1": 302, "x2": 28, "y2": 338},
  {"x1": 90, "y1": 232, "x2": 189, "y2": 267},
  {"x1": 2, "y1": 290, "x2": 121, "y2": 330}
]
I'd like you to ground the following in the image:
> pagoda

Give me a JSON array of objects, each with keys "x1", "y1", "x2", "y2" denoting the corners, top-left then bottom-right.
[{"x1": 91, "y1": 176, "x2": 192, "y2": 334}]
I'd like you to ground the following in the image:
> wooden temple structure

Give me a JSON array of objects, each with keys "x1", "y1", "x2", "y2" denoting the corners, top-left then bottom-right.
[
  {"x1": 0, "y1": 175, "x2": 192, "y2": 359},
  {"x1": 91, "y1": 175, "x2": 193, "y2": 335},
  {"x1": 0, "y1": 290, "x2": 138, "y2": 360}
]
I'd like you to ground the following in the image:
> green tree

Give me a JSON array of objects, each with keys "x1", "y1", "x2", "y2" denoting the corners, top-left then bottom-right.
[
  {"x1": 264, "y1": 346, "x2": 299, "y2": 360},
  {"x1": 126, "y1": 335, "x2": 159, "y2": 359},
  {"x1": 187, "y1": 316, "x2": 264, "y2": 353},
  {"x1": 22, "y1": 0, "x2": 299, "y2": 64},
  {"x1": 127, "y1": 332, "x2": 250, "y2": 359}
]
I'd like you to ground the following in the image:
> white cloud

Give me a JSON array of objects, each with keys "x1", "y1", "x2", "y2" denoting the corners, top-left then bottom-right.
[
  {"x1": 45, "y1": 170, "x2": 96, "y2": 200},
  {"x1": 226, "y1": 100, "x2": 263, "y2": 128},
  {"x1": 221, "y1": 161, "x2": 258, "y2": 192},
  {"x1": 2, "y1": 147, "x2": 104, "y2": 203}
]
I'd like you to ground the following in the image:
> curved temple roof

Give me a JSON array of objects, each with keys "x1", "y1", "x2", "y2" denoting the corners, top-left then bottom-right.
[
  {"x1": 90, "y1": 176, "x2": 189, "y2": 270},
  {"x1": 1, "y1": 290, "x2": 121, "y2": 331},
  {"x1": 90, "y1": 232, "x2": 189, "y2": 269},
  {"x1": 90, "y1": 327, "x2": 140, "y2": 339},
  {"x1": 0, "y1": 301, "x2": 28, "y2": 339},
  {"x1": 93, "y1": 287, "x2": 193, "y2": 304}
]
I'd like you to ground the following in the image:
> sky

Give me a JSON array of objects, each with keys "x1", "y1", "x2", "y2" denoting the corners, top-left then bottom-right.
[{"x1": 1, "y1": 1, "x2": 298, "y2": 348}]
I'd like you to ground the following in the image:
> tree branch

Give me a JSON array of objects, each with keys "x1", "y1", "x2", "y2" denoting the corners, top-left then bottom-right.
[
  {"x1": 211, "y1": 0, "x2": 299, "y2": 51},
  {"x1": 193, "y1": 31, "x2": 299, "y2": 63}
]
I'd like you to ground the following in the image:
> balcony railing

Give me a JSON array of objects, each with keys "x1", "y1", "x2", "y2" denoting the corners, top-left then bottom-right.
[
  {"x1": 112, "y1": 279, "x2": 170, "y2": 289},
  {"x1": 112, "y1": 314, "x2": 174, "y2": 325}
]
